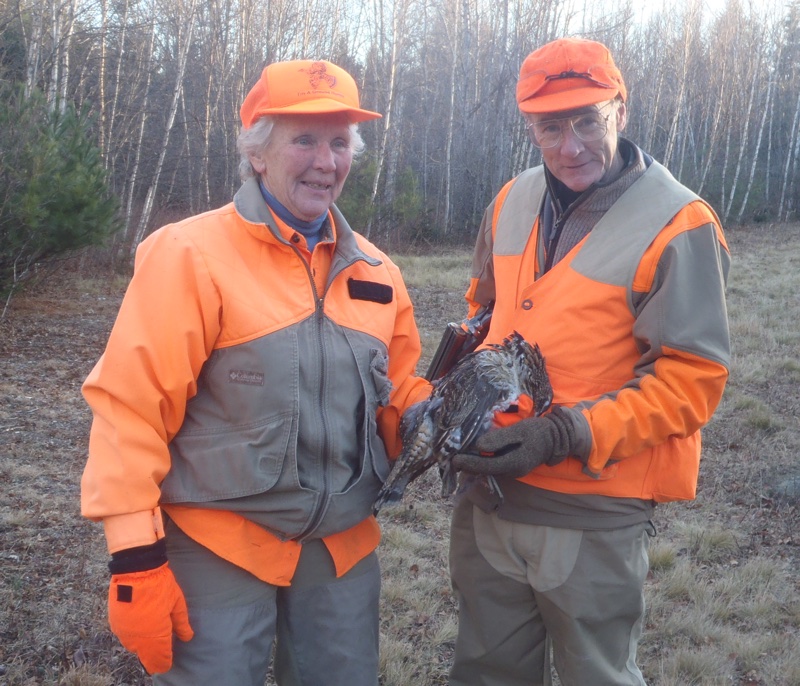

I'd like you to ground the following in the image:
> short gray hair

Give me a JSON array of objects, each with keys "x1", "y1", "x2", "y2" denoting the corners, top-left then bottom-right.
[{"x1": 236, "y1": 116, "x2": 367, "y2": 181}]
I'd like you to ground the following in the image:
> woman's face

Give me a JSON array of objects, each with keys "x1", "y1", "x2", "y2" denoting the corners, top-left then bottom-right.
[{"x1": 249, "y1": 114, "x2": 354, "y2": 222}]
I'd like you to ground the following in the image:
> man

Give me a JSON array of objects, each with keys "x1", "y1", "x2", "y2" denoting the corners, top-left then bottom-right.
[{"x1": 448, "y1": 37, "x2": 731, "y2": 686}]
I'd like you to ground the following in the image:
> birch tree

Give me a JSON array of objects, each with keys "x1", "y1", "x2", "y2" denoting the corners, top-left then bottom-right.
[
  {"x1": 364, "y1": 0, "x2": 417, "y2": 239},
  {"x1": 120, "y1": 20, "x2": 157, "y2": 252},
  {"x1": 777, "y1": 1, "x2": 800, "y2": 220},
  {"x1": 23, "y1": 0, "x2": 44, "y2": 97},
  {"x1": 721, "y1": 13, "x2": 761, "y2": 221},
  {"x1": 129, "y1": 0, "x2": 198, "y2": 253},
  {"x1": 663, "y1": 3, "x2": 701, "y2": 171}
]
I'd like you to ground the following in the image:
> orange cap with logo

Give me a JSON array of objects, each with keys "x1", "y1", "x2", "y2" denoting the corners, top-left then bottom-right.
[
  {"x1": 240, "y1": 59, "x2": 381, "y2": 128},
  {"x1": 516, "y1": 38, "x2": 626, "y2": 114}
]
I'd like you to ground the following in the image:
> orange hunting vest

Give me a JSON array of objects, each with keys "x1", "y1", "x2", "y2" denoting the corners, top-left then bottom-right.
[{"x1": 475, "y1": 163, "x2": 716, "y2": 502}]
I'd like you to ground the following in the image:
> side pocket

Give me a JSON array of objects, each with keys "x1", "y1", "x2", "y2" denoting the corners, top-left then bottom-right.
[
  {"x1": 368, "y1": 348, "x2": 393, "y2": 407},
  {"x1": 162, "y1": 413, "x2": 294, "y2": 502},
  {"x1": 368, "y1": 414, "x2": 391, "y2": 481},
  {"x1": 645, "y1": 433, "x2": 701, "y2": 503},
  {"x1": 367, "y1": 348, "x2": 392, "y2": 479}
]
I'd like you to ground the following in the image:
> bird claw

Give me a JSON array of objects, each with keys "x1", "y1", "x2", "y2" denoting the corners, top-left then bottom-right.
[{"x1": 485, "y1": 475, "x2": 504, "y2": 503}]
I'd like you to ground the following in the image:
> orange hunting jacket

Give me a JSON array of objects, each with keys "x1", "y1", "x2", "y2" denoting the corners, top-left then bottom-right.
[
  {"x1": 466, "y1": 160, "x2": 731, "y2": 502},
  {"x1": 81, "y1": 178, "x2": 430, "y2": 584}
]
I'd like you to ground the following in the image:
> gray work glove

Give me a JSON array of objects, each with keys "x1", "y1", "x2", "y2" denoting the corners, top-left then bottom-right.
[{"x1": 452, "y1": 407, "x2": 577, "y2": 478}]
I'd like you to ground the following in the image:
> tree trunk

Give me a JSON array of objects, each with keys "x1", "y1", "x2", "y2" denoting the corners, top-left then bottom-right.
[
  {"x1": 778, "y1": 83, "x2": 800, "y2": 220},
  {"x1": 129, "y1": 0, "x2": 198, "y2": 254},
  {"x1": 120, "y1": 21, "x2": 157, "y2": 256},
  {"x1": 736, "y1": 74, "x2": 773, "y2": 222}
]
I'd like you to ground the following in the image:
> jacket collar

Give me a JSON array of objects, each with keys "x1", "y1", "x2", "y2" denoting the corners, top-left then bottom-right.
[{"x1": 232, "y1": 177, "x2": 381, "y2": 272}]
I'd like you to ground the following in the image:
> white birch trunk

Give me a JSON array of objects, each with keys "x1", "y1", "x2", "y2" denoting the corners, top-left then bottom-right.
[
  {"x1": 723, "y1": 52, "x2": 759, "y2": 222},
  {"x1": 736, "y1": 75, "x2": 773, "y2": 222},
  {"x1": 46, "y1": 0, "x2": 61, "y2": 109},
  {"x1": 778, "y1": 84, "x2": 800, "y2": 220},
  {"x1": 106, "y1": 0, "x2": 130, "y2": 170},
  {"x1": 24, "y1": 2, "x2": 44, "y2": 98},
  {"x1": 129, "y1": 0, "x2": 199, "y2": 253},
  {"x1": 57, "y1": 0, "x2": 77, "y2": 112},
  {"x1": 121, "y1": 21, "x2": 157, "y2": 252},
  {"x1": 366, "y1": 0, "x2": 407, "y2": 239}
]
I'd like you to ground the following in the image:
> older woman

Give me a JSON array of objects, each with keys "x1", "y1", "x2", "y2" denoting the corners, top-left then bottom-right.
[{"x1": 81, "y1": 59, "x2": 430, "y2": 686}]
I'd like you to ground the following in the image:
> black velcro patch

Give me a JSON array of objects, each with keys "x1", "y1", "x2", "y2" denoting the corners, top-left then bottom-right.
[
  {"x1": 348, "y1": 278, "x2": 393, "y2": 304},
  {"x1": 117, "y1": 584, "x2": 133, "y2": 603}
]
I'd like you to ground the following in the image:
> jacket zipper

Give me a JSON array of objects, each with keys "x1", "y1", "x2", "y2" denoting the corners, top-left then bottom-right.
[
  {"x1": 300, "y1": 295, "x2": 331, "y2": 541},
  {"x1": 287, "y1": 243, "x2": 331, "y2": 541},
  {"x1": 288, "y1": 240, "x2": 375, "y2": 541}
]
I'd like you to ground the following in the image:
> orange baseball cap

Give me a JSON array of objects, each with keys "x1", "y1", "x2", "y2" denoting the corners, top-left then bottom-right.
[
  {"x1": 240, "y1": 59, "x2": 381, "y2": 128},
  {"x1": 516, "y1": 38, "x2": 626, "y2": 114}
]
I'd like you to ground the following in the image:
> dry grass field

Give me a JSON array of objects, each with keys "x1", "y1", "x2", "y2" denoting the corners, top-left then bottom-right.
[{"x1": 1, "y1": 224, "x2": 799, "y2": 685}]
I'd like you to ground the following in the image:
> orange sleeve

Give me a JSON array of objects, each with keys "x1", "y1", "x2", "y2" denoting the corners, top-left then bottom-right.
[
  {"x1": 375, "y1": 255, "x2": 433, "y2": 459},
  {"x1": 584, "y1": 348, "x2": 729, "y2": 475},
  {"x1": 101, "y1": 509, "x2": 166, "y2": 554},
  {"x1": 582, "y1": 209, "x2": 730, "y2": 475},
  {"x1": 81, "y1": 226, "x2": 221, "y2": 524}
]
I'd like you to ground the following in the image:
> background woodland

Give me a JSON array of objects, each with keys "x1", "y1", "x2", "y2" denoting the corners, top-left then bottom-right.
[{"x1": 2, "y1": 0, "x2": 800, "y2": 257}]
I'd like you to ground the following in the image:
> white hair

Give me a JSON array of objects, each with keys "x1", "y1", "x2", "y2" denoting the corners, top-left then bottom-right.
[{"x1": 236, "y1": 116, "x2": 366, "y2": 181}]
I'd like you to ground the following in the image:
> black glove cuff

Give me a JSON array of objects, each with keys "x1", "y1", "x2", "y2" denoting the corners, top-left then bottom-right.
[{"x1": 108, "y1": 538, "x2": 167, "y2": 575}]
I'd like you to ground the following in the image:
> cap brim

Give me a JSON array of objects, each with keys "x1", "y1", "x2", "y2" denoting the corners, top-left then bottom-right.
[
  {"x1": 518, "y1": 86, "x2": 619, "y2": 114},
  {"x1": 258, "y1": 98, "x2": 382, "y2": 122}
]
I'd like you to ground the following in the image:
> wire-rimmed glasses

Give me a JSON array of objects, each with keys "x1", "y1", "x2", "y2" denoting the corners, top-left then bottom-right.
[{"x1": 526, "y1": 101, "x2": 617, "y2": 149}]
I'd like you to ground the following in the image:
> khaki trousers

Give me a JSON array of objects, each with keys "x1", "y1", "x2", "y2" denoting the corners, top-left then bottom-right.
[{"x1": 449, "y1": 499, "x2": 650, "y2": 686}]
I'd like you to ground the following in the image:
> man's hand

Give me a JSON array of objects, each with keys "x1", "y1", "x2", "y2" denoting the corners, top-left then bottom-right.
[
  {"x1": 452, "y1": 407, "x2": 577, "y2": 478},
  {"x1": 107, "y1": 540, "x2": 193, "y2": 674}
]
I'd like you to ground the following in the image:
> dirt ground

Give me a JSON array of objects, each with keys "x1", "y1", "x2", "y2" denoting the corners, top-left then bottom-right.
[{"x1": 1, "y1": 225, "x2": 799, "y2": 685}]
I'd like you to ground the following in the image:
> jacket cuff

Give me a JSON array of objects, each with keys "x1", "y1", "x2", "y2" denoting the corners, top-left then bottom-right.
[{"x1": 102, "y1": 508, "x2": 165, "y2": 554}]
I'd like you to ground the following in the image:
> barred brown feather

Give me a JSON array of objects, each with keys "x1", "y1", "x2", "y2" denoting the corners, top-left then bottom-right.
[{"x1": 373, "y1": 331, "x2": 552, "y2": 514}]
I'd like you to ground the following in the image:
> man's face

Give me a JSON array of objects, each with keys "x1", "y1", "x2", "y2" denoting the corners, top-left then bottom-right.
[{"x1": 526, "y1": 99, "x2": 627, "y2": 192}]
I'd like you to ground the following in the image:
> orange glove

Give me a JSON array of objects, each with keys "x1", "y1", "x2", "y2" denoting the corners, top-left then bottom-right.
[{"x1": 107, "y1": 541, "x2": 193, "y2": 674}]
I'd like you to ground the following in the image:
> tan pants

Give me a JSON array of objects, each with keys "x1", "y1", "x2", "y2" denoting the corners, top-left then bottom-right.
[{"x1": 449, "y1": 499, "x2": 651, "y2": 686}]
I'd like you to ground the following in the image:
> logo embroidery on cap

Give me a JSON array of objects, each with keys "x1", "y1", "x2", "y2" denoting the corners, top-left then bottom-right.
[
  {"x1": 229, "y1": 370, "x2": 265, "y2": 386},
  {"x1": 303, "y1": 61, "x2": 336, "y2": 89}
]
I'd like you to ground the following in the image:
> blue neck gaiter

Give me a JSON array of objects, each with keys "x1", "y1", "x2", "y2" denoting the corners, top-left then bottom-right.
[{"x1": 259, "y1": 180, "x2": 327, "y2": 251}]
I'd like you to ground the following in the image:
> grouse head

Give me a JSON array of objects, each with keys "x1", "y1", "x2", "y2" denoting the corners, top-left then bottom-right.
[{"x1": 503, "y1": 331, "x2": 553, "y2": 417}]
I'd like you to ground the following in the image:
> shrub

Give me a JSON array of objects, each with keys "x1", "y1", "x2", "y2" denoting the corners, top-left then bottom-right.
[{"x1": 0, "y1": 85, "x2": 121, "y2": 297}]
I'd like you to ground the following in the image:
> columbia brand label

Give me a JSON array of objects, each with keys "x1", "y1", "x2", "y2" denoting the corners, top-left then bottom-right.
[
  {"x1": 228, "y1": 370, "x2": 265, "y2": 386},
  {"x1": 348, "y1": 278, "x2": 393, "y2": 304}
]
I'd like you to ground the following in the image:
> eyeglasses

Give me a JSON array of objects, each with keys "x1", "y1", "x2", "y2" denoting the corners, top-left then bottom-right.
[{"x1": 526, "y1": 101, "x2": 616, "y2": 149}]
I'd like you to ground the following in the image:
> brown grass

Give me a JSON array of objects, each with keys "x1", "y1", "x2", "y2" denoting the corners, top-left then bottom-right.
[{"x1": 1, "y1": 225, "x2": 799, "y2": 685}]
